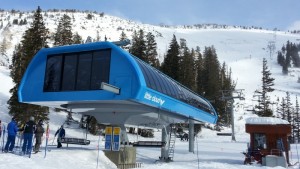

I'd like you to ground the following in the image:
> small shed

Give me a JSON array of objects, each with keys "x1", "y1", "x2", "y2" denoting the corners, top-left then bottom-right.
[{"x1": 245, "y1": 117, "x2": 291, "y2": 164}]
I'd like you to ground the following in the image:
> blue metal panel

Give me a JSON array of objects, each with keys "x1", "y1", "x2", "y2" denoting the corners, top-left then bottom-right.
[
  {"x1": 135, "y1": 88, "x2": 217, "y2": 124},
  {"x1": 18, "y1": 42, "x2": 145, "y2": 103},
  {"x1": 18, "y1": 41, "x2": 217, "y2": 124}
]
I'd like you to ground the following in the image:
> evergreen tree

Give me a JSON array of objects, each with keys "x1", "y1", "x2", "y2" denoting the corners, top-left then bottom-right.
[
  {"x1": 72, "y1": 32, "x2": 82, "y2": 44},
  {"x1": 291, "y1": 43, "x2": 300, "y2": 67},
  {"x1": 277, "y1": 51, "x2": 285, "y2": 66},
  {"x1": 202, "y1": 46, "x2": 220, "y2": 100},
  {"x1": 0, "y1": 38, "x2": 9, "y2": 67},
  {"x1": 145, "y1": 32, "x2": 159, "y2": 68},
  {"x1": 7, "y1": 6, "x2": 49, "y2": 125},
  {"x1": 295, "y1": 96, "x2": 300, "y2": 142},
  {"x1": 279, "y1": 97, "x2": 287, "y2": 120},
  {"x1": 285, "y1": 41, "x2": 292, "y2": 68},
  {"x1": 285, "y1": 92, "x2": 293, "y2": 123},
  {"x1": 160, "y1": 34, "x2": 180, "y2": 81},
  {"x1": 119, "y1": 31, "x2": 127, "y2": 41},
  {"x1": 255, "y1": 58, "x2": 275, "y2": 117},
  {"x1": 178, "y1": 39, "x2": 195, "y2": 90},
  {"x1": 96, "y1": 30, "x2": 101, "y2": 42},
  {"x1": 195, "y1": 46, "x2": 204, "y2": 94},
  {"x1": 54, "y1": 14, "x2": 73, "y2": 46},
  {"x1": 118, "y1": 31, "x2": 129, "y2": 50},
  {"x1": 129, "y1": 29, "x2": 146, "y2": 61},
  {"x1": 85, "y1": 36, "x2": 93, "y2": 43}
]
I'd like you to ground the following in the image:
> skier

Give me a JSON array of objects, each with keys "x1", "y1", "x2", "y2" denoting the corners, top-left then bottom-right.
[
  {"x1": 4, "y1": 117, "x2": 19, "y2": 153},
  {"x1": 34, "y1": 119, "x2": 45, "y2": 153},
  {"x1": 21, "y1": 116, "x2": 36, "y2": 155},
  {"x1": 55, "y1": 125, "x2": 65, "y2": 148}
]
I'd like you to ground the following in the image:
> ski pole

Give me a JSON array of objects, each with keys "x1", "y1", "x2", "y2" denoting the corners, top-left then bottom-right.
[{"x1": 44, "y1": 123, "x2": 50, "y2": 158}]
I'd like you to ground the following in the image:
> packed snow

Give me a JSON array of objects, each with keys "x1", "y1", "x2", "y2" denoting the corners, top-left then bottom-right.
[
  {"x1": 245, "y1": 117, "x2": 290, "y2": 125},
  {"x1": 0, "y1": 10, "x2": 300, "y2": 169}
]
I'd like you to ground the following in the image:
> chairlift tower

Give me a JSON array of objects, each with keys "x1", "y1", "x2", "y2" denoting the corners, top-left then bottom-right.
[{"x1": 220, "y1": 89, "x2": 245, "y2": 141}]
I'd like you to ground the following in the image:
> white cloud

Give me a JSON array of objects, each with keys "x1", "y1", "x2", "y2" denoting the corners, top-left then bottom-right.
[{"x1": 287, "y1": 20, "x2": 300, "y2": 31}]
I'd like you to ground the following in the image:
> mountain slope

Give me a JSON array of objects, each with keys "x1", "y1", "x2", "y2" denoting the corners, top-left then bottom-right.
[
  {"x1": 0, "y1": 10, "x2": 300, "y2": 169},
  {"x1": 1, "y1": 10, "x2": 300, "y2": 109}
]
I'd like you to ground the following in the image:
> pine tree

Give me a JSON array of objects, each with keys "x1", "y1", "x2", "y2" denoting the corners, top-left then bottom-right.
[
  {"x1": 72, "y1": 32, "x2": 82, "y2": 44},
  {"x1": 119, "y1": 31, "x2": 127, "y2": 41},
  {"x1": 160, "y1": 34, "x2": 180, "y2": 81},
  {"x1": 7, "y1": 6, "x2": 49, "y2": 125},
  {"x1": 255, "y1": 58, "x2": 275, "y2": 116},
  {"x1": 195, "y1": 46, "x2": 204, "y2": 95},
  {"x1": 145, "y1": 32, "x2": 159, "y2": 68},
  {"x1": 285, "y1": 92, "x2": 293, "y2": 123},
  {"x1": 54, "y1": 14, "x2": 73, "y2": 46},
  {"x1": 129, "y1": 29, "x2": 146, "y2": 61},
  {"x1": 295, "y1": 96, "x2": 300, "y2": 143},
  {"x1": 0, "y1": 38, "x2": 9, "y2": 67},
  {"x1": 285, "y1": 41, "x2": 291, "y2": 68},
  {"x1": 202, "y1": 46, "x2": 220, "y2": 100},
  {"x1": 118, "y1": 31, "x2": 129, "y2": 50},
  {"x1": 96, "y1": 30, "x2": 101, "y2": 42},
  {"x1": 284, "y1": 92, "x2": 295, "y2": 143},
  {"x1": 277, "y1": 51, "x2": 285, "y2": 66},
  {"x1": 291, "y1": 43, "x2": 300, "y2": 67},
  {"x1": 178, "y1": 39, "x2": 195, "y2": 90},
  {"x1": 85, "y1": 36, "x2": 93, "y2": 43},
  {"x1": 279, "y1": 97, "x2": 287, "y2": 120}
]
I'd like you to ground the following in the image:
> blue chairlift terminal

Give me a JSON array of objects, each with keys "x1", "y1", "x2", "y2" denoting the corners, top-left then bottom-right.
[{"x1": 18, "y1": 41, "x2": 218, "y2": 161}]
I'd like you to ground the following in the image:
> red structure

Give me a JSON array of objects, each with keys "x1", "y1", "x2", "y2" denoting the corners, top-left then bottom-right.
[{"x1": 245, "y1": 117, "x2": 291, "y2": 164}]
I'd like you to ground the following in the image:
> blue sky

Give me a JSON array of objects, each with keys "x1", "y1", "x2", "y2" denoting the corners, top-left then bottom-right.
[{"x1": 1, "y1": 0, "x2": 300, "y2": 31}]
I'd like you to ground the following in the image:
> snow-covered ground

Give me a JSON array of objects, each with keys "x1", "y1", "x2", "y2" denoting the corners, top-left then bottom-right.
[
  {"x1": 1, "y1": 10, "x2": 300, "y2": 169},
  {"x1": 1, "y1": 111, "x2": 300, "y2": 169}
]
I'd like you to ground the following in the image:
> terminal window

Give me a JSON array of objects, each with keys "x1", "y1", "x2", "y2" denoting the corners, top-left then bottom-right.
[{"x1": 44, "y1": 49, "x2": 111, "y2": 92}]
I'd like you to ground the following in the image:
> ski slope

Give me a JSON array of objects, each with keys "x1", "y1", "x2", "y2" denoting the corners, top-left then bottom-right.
[{"x1": 0, "y1": 10, "x2": 300, "y2": 169}]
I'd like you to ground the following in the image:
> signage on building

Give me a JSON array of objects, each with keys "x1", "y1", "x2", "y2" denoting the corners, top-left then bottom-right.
[{"x1": 104, "y1": 126, "x2": 121, "y2": 151}]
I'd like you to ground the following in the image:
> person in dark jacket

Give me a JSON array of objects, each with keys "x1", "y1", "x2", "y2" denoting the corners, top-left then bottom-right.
[
  {"x1": 4, "y1": 117, "x2": 19, "y2": 152},
  {"x1": 55, "y1": 125, "x2": 65, "y2": 148},
  {"x1": 22, "y1": 116, "x2": 36, "y2": 154},
  {"x1": 34, "y1": 119, "x2": 45, "y2": 153}
]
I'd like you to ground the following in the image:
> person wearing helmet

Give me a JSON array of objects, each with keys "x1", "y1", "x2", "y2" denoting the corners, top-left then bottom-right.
[{"x1": 21, "y1": 116, "x2": 36, "y2": 155}]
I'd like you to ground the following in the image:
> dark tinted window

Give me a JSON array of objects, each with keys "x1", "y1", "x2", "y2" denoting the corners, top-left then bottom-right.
[
  {"x1": 44, "y1": 49, "x2": 111, "y2": 92},
  {"x1": 76, "y1": 53, "x2": 92, "y2": 90},
  {"x1": 61, "y1": 54, "x2": 77, "y2": 91},
  {"x1": 44, "y1": 55, "x2": 63, "y2": 92},
  {"x1": 90, "y1": 50, "x2": 111, "y2": 90}
]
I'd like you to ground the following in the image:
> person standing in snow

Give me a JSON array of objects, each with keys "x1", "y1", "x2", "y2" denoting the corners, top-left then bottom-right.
[
  {"x1": 55, "y1": 125, "x2": 65, "y2": 148},
  {"x1": 4, "y1": 117, "x2": 19, "y2": 152},
  {"x1": 22, "y1": 116, "x2": 36, "y2": 154},
  {"x1": 34, "y1": 119, "x2": 44, "y2": 153}
]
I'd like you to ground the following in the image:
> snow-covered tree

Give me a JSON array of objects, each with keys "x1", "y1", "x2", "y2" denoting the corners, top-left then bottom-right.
[
  {"x1": 0, "y1": 38, "x2": 9, "y2": 67},
  {"x1": 8, "y1": 6, "x2": 49, "y2": 124},
  {"x1": 54, "y1": 14, "x2": 73, "y2": 46}
]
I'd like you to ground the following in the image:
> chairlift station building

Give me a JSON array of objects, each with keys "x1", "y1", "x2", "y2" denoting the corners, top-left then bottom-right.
[{"x1": 18, "y1": 41, "x2": 218, "y2": 161}]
